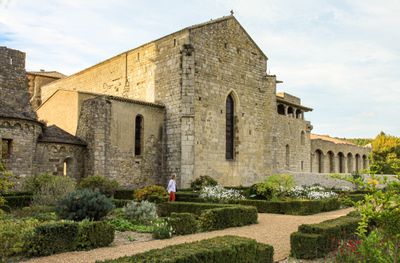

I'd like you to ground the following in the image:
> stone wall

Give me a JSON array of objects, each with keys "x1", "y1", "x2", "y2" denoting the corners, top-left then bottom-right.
[
  {"x1": 0, "y1": 119, "x2": 42, "y2": 180},
  {"x1": 311, "y1": 139, "x2": 371, "y2": 173},
  {"x1": 34, "y1": 142, "x2": 86, "y2": 180},
  {"x1": 273, "y1": 115, "x2": 312, "y2": 173},
  {"x1": 27, "y1": 74, "x2": 60, "y2": 110},
  {"x1": 76, "y1": 96, "x2": 165, "y2": 188},
  {"x1": 0, "y1": 47, "x2": 35, "y2": 119},
  {"x1": 189, "y1": 18, "x2": 273, "y2": 187}
]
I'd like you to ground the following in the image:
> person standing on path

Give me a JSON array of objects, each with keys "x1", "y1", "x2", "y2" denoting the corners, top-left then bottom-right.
[{"x1": 167, "y1": 174, "x2": 177, "y2": 202}]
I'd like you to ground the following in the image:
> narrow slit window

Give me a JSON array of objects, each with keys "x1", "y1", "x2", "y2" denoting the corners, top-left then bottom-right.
[
  {"x1": 135, "y1": 115, "x2": 144, "y2": 156},
  {"x1": 1, "y1": 139, "x2": 12, "y2": 160},
  {"x1": 226, "y1": 94, "x2": 235, "y2": 160}
]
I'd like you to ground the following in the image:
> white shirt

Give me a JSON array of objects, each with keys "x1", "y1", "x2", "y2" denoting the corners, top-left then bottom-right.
[{"x1": 167, "y1": 179, "x2": 176, "y2": 193}]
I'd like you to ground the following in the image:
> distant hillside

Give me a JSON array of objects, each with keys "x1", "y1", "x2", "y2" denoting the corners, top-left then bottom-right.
[{"x1": 336, "y1": 138, "x2": 373, "y2": 146}]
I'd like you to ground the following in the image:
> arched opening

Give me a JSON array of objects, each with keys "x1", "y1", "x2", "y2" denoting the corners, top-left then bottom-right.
[
  {"x1": 338, "y1": 152, "x2": 345, "y2": 173},
  {"x1": 347, "y1": 153, "x2": 353, "y2": 173},
  {"x1": 277, "y1": 104, "x2": 285, "y2": 115},
  {"x1": 135, "y1": 115, "x2": 144, "y2": 156},
  {"x1": 355, "y1": 154, "x2": 360, "y2": 172},
  {"x1": 327, "y1": 151, "x2": 335, "y2": 173},
  {"x1": 315, "y1": 149, "x2": 323, "y2": 173},
  {"x1": 226, "y1": 94, "x2": 235, "y2": 160},
  {"x1": 285, "y1": 144, "x2": 290, "y2": 169},
  {"x1": 287, "y1": 107, "x2": 294, "y2": 117},
  {"x1": 296, "y1": 109, "x2": 303, "y2": 119},
  {"x1": 300, "y1": 131, "x2": 305, "y2": 145},
  {"x1": 362, "y1": 155, "x2": 368, "y2": 169},
  {"x1": 63, "y1": 157, "x2": 74, "y2": 177}
]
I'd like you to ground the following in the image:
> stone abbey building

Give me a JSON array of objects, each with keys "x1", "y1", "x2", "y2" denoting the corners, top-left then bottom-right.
[{"x1": 0, "y1": 16, "x2": 370, "y2": 188}]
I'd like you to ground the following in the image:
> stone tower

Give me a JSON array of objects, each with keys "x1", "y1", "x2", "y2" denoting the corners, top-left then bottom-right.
[{"x1": 0, "y1": 46, "x2": 36, "y2": 119}]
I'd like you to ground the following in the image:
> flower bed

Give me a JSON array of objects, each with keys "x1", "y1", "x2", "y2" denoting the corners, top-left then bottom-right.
[
  {"x1": 290, "y1": 213, "x2": 360, "y2": 259},
  {"x1": 98, "y1": 235, "x2": 273, "y2": 263}
]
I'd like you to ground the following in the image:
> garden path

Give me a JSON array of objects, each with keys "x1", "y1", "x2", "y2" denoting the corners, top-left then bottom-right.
[{"x1": 24, "y1": 207, "x2": 353, "y2": 263}]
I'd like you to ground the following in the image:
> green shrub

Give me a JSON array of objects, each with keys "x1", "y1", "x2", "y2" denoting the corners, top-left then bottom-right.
[
  {"x1": 290, "y1": 215, "x2": 359, "y2": 259},
  {"x1": 112, "y1": 199, "x2": 131, "y2": 208},
  {"x1": 4, "y1": 195, "x2": 32, "y2": 208},
  {"x1": 237, "y1": 199, "x2": 340, "y2": 215},
  {"x1": 0, "y1": 161, "x2": 15, "y2": 207},
  {"x1": 76, "y1": 220, "x2": 115, "y2": 250},
  {"x1": 114, "y1": 189, "x2": 135, "y2": 200},
  {"x1": 157, "y1": 201, "x2": 231, "y2": 217},
  {"x1": 0, "y1": 218, "x2": 39, "y2": 261},
  {"x1": 107, "y1": 218, "x2": 154, "y2": 233},
  {"x1": 190, "y1": 175, "x2": 218, "y2": 191},
  {"x1": 175, "y1": 192, "x2": 207, "y2": 202},
  {"x1": 134, "y1": 185, "x2": 167, "y2": 202},
  {"x1": 152, "y1": 219, "x2": 173, "y2": 239},
  {"x1": 98, "y1": 235, "x2": 273, "y2": 263},
  {"x1": 12, "y1": 205, "x2": 57, "y2": 221},
  {"x1": 170, "y1": 212, "x2": 198, "y2": 235},
  {"x1": 124, "y1": 200, "x2": 157, "y2": 224},
  {"x1": 78, "y1": 175, "x2": 119, "y2": 197},
  {"x1": 254, "y1": 174, "x2": 295, "y2": 200},
  {"x1": 57, "y1": 189, "x2": 115, "y2": 221},
  {"x1": 25, "y1": 221, "x2": 79, "y2": 256},
  {"x1": 199, "y1": 206, "x2": 258, "y2": 231},
  {"x1": 32, "y1": 175, "x2": 76, "y2": 206}
]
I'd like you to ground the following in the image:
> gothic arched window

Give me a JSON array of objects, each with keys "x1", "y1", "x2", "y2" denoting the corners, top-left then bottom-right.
[{"x1": 226, "y1": 94, "x2": 235, "y2": 160}]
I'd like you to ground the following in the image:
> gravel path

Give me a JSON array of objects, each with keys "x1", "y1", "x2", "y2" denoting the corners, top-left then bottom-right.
[{"x1": 24, "y1": 208, "x2": 353, "y2": 263}]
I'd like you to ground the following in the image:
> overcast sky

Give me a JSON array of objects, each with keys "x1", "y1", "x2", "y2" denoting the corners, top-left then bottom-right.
[{"x1": 1, "y1": 0, "x2": 399, "y2": 138}]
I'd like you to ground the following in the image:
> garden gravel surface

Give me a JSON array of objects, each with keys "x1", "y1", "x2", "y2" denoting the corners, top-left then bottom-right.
[{"x1": 24, "y1": 207, "x2": 353, "y2": 263}]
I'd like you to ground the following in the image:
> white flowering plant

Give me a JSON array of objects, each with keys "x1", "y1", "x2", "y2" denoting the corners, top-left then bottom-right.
[
  {"x1": 152, "y1": 219, "x2": 173, "y2": 239},
  {"x1": 199, "y1": 185, "x2": 245, "y2": 203},
  {"x1": 287, "y1": 185, "x2": 338, "y2": 200}
]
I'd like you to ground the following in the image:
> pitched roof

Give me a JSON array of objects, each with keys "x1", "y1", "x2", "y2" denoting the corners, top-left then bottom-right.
[
  {"x1": 310, "y1": 134, "x2": 356, "y2": 146},
  {"x1": 0, "y1": 100, "x2": 38, "y2": 122},
  {"x1": 28, "y1": 71, "x2": 66, "y2": 79},
  {"x1": 38, "y1": 125, "x2": 86, "y2": 146}
]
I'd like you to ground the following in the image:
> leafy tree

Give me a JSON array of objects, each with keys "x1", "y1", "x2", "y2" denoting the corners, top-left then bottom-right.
[{"x1": 369, "y1": 132, "x2": 400, "y2": 175}]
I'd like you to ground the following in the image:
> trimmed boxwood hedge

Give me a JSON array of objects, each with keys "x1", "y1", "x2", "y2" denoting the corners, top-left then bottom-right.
[
  {"x1": 175, "y1": 192, "x2": 207, "y2": 203},
  {"x1": 199, "y1": 206, "x2": 258, "y2": 231},
  {"x1": 98, "y1": 235, "x2": 273, "y2": 263},
  {"x1": 290, "y1": 215, "x2": 359, "y2": 259},
  {"x1": 237, "y1": 199, "x2": 340, "y2": 215},
  {"x1": 157, "y1": 202, "x2": 232, "y2": 217},
  {"x1": 4, "y1": 195, "x2": 33, "y2": 208},
  {"x1": 170, "y1": 212, "x2": 198, "y2": 235},
  {"x1": 25, "y1": 221, "x2": 79, "y2": 256},
  {"x1": 25, "y1": 220, "x2": 115, "y2": 256}
]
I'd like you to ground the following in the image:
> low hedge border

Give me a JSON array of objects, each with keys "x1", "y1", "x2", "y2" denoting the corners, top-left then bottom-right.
[
  {"x1": 97, "y1": 235, "x2": 273, "y2": 263},
  {"x1": 157, "y1": 201, "x2": 232, "y2": 217},
  {"x1": 237, "y1": 199, "x2": 341, "y2": 215},
  {"x1": 25, "y1": 220, "x2": 115, "y2": 256},
  {"x1": 4, "y1": 195, "x2": 33, "y2": 208},
  {"x1": 170, "y1": 212, "x2": 198, "y2": 235},
  {"x1": 114, "y1": 190, "x2": 135, "y2": 200},
  {"x1": 290, "y1": 215, "x2": 360, "y2": 259}
]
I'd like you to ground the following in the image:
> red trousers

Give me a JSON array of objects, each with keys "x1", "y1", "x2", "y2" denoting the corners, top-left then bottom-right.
[{"x1": 169, "y1": 192, "x2": 176, "y2": 202}]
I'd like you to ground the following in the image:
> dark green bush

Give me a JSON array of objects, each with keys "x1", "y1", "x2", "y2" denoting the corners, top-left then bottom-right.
[
  {"x1": 3, "y1": 191, "x2": 33, "y2": 196},
  {"x1": 114, "y1": 189, "x2": 135, "y2": 200},
  {"x1": 76, "y1": 220, "x2": 115, "y2": 250},
  {"x1": 237, "y1": 199, "x2": 340, "y2": 215},
  {"x1": 290, "y1": 215, "x2": 359, "y2": 259},
  {"x1": 175, "y1": 192, "x2": 207, "y2": 202},
  {"x1": 170, "y1": 212, "x2": 198, "y2": 235},
  {"x1": 199, "y1": 206, "x2": 258, "y2": 231},
  {"x1": 25, "y1": 221, "x2": 79, "y2": 256},
  {"x1": 57, "y1": 189, "x2": 115, "y2": 221},
  {"x1": 0, "y1": 204, "x2": 11, "y2": 212},
  {"x1": 4, "y1": 195, "x2": 32, "y2": 208},
  {"x1": 12, "y1": 205, "x2": 56, "y2": 221},
  {"x1": 157, "y1": 201, "x2": 230, "y2": 217},
  {"x1": 190, "y1": 175, "x2": 218, "y2": 191},
  {"x1": 78, "y1": 175, "x2": 119, "y2": 197},
  {"x1": 98, "y1": 235, "x2": 273, "y2": 263}
]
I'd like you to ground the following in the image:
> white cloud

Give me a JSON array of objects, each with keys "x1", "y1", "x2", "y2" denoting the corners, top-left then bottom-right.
[{"x1": 0, "y1": 0, "x2": 399, "y2": 138}]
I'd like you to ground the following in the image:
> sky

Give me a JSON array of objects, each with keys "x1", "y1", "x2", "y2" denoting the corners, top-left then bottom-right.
[{"x1": 0, "y1": 0, "x2": 399, "y2": 138}]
